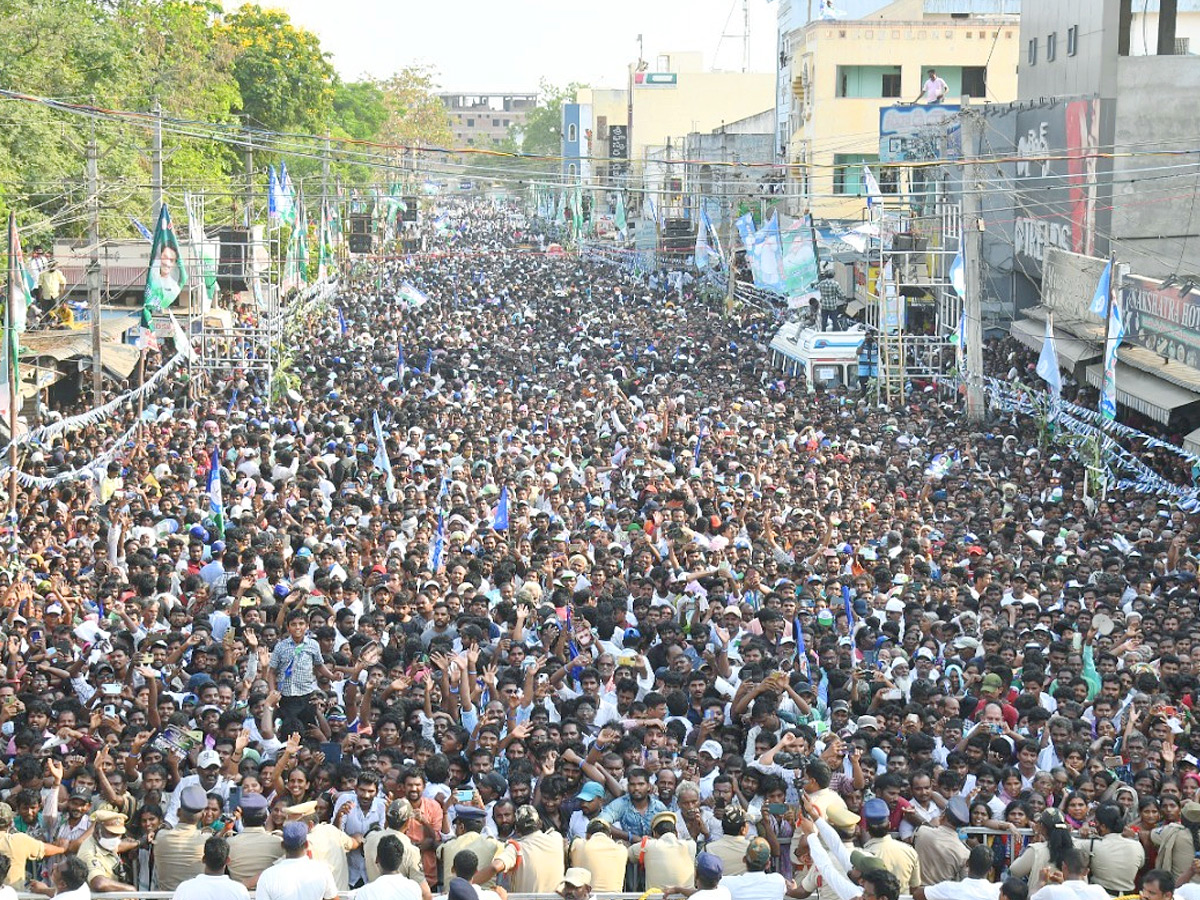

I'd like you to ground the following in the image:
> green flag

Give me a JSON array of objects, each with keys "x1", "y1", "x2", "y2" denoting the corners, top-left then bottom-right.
[
  {"x1": 615, "y1": 192, "x2": 627, "y2": 235},
  {"x1": 142, "y1": 204, "x2": 187, "y2": 327}
]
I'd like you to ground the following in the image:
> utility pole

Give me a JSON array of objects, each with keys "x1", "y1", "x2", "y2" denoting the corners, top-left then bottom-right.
[
  {"x1": 243, "y1": 133, "x2": 254, "y2": 227},
  {"x1": 150, "y1": 100, "x2": 164, "y2": 222},
  {"x1": 86, "y1": 122, "x2": 103, "y2": 407},
  {"x1": 962, "y1": 99, "x2": 985, "y2": 423},
  {"x1": 322, "y1": 133, "x2": 331, "y2": 221}
]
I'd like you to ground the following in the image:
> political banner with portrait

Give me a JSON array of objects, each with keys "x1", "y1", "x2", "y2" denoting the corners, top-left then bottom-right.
[{"x1": 142, "y1": 204, "x2": 188, "y2": 327}]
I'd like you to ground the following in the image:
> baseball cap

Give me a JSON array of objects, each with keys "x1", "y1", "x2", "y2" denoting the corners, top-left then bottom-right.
[
  {"x1": 699, "y1": 740, "x2": 724, "y2": 759},
  {"x1": 576, "y1": 781, "x2": 605, "y2": 802},
  {"x1": 196, "y1": 749, "x2": 221, "y2": 769}
]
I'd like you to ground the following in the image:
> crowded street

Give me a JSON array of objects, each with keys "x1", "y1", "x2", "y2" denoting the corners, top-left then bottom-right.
[{"x1": 0, "y1": 199, "x2": 1194, "y2": 900}]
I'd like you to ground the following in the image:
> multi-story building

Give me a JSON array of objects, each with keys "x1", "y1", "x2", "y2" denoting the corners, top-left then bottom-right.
[
  {"x1": 440, "y1": 93, "x2": 538, "y2": 148},
  {"x1": 778, "y1": 0, "x2": 1021, "y2": 220},
  {"x1": 564, "y1": 52, "x2": 774, "y2": 224}
]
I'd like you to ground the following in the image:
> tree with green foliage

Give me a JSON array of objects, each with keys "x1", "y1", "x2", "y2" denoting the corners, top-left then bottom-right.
[{"x1": 222, "y1": 5, "x2": 336, "y2": 135}]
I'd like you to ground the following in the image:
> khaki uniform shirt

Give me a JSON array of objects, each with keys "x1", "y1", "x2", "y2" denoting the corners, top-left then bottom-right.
[
  {"x1": 1078, "y1": 833, "x2": 1145, "y2": 894},
  {"x1": 865, "y1": 834, "x2": 922, "y2": 893},
  {"x1": 493, "y1": 829, "x2": 566, "y2": 894},
  {"x1": 438, "y1": 831, "x2": 502, "y2": 889},
  {"x1": 153, "y1": 822, "x2": 207, "y2": 892},
  {"x1": 914, "y1": 825, "x2": 969, "y2": 885},
  {"x1": 309, "y1": 821, "x2": 356, "y2": 891},
  {"x1": 76, "y1": 834, "x2": 120, "y2": 888},
  {"x1": 365, "y1": 828, "x2": 426, "y2": 885},
  {"x1": 632, "y1": 833, "x2": 697, "y2": 890},
  {"x1": 0, "y1": 831, "x2": 47, "y2": 886},
  {"x1": 226, "y1": 826, "x2": 283, "y2": 887},
  {"x1": 570, "y1": 832, "x2": 628, "y2": 892},
  {"x1": 707, "y1": 834, "x2": 751, "y2": 877}
]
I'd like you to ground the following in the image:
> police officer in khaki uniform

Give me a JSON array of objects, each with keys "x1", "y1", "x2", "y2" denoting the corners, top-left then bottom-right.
[
  {"x1": 364, "y1": 799, "x2": 430, "y2": 899},
  {"x1": 630, "y1": 811, "x2": 697, "y2": 891},
  {"x1": 226, "y1": 793, "x2": 283, "y2": 889},
  {"x1": 440, "y1": 805, "x2": 501, "y2": 889},
  {"x1": 476, "y1": 804, "x2": 565, "y2": 894},
  {"x1": 706, "y1": 806, "x2": 752, "y2": 877},
  {"x1": 861, "y1": 798, "x2": 920, "y2": 894},
  {"x1": 77, "y1": 809, "x2": 137, "y2": 893},
  {"x1": 153, "y1": 784, "x2": 209, "y2": 892},
  {"x1": 569, "y1": 818, "x2": 628, "y2": 892}
]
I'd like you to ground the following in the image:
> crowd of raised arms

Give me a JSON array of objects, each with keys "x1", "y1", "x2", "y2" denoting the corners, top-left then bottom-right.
[{"x1": 0, "y1": 201, "x2": 1196, "y2": 900}]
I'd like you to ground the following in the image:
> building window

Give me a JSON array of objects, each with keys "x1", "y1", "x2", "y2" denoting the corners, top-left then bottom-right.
[
  {"x1": 1047, "y1": 32, "x2": 1057, "y2": 62},
  {"x1": 466, "y1": 118, "x2": 475, "y2": 127},
  {"x1": 1067, "y1": 26, "x2": 1079, "y2": 56},
  {"x1": 568, "y1": 163, "x2": 577, "y2": 176},
  {"x1": 836, "y1": 65, "x2": 902, "y2": 98},
  {"x1": 492, "y1": 118, "x2": 500, "y2": 126},
  {"x1": 962, "y1": 66, "x2": 987, "y2": 97},
  {"x1": 567, "y1": 123, "x2": 577, "y2": 143},
  {"x1": 1028, "y1": 38, "x2": 1037, "y2": 65},
  {"x1": 832, "y1": 153, "x2": 879, "y2": 195}
]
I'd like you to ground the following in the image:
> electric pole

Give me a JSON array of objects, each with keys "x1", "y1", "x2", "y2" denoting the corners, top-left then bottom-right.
[
  {"x1": 962, "y1": 100, "x2": 985, "y2": 423},
  {"x1": 86, "y1": 122, "x2": 103, "y2": 407},
  {"x1": 151, "y1": 100, "x2": 163, "y2": 222},
  {"x1": 243, "y1": 132, "x2": 254, "y2": 226}
]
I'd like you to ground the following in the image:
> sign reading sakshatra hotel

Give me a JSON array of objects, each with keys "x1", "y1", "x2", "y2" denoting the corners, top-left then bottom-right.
[{"x1": 1042, "y1": 247, "x2": 1200, "y2": 369}]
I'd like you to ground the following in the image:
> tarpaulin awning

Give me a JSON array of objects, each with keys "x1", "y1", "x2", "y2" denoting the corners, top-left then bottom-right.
[
  {"x1": 1117, "y1": 344, "x2": 1200, "y2": 393},
  {"x1": 1085, "y1": 362, "x2": 1200, "y2": 425},
  {"x1": 1009, "y1": 318, "x2": 1102, "y2": 369},
  {"x1": 1185, "y1": 427, "x2": 1200, "y2": 458}
]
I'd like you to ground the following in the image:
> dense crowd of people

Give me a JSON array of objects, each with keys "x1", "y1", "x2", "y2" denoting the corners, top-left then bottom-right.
[{"x1": 0, "y1": 201, "x2": 1198, "y2": 900}]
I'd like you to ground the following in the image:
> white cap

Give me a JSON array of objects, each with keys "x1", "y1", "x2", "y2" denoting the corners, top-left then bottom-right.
[
  {"x1": 196, "y1": 749, "x2": 221, "y2": 770},
  {"x1": 699, "y1": 740, "x2": 724, "y2": 758}
]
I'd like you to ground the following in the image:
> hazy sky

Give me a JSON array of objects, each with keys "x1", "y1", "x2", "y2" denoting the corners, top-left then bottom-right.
[{"x1": 256, "y1": 0, "x2": 779, "y2": 92}]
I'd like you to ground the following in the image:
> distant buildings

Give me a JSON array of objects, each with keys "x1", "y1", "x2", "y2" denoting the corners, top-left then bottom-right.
[
  {"x1": 440, "y1": 93, "x2": 538, "y2": 148},
  {"x1": 775, "y1": 0, "x2": 1021, "y2": 219}
]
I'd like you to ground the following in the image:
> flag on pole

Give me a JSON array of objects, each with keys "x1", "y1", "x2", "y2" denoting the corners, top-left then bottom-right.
[
  {"x1": 862, "y1": 166, "x2": 883, "y2": 209},
  {"x1": 9, "y1": 225, "x2": 34, "y2": 335},
  {"x1": 430, "y1": 512, "x2": 445, "y2": 572},
  {"x1": 372, "y1": 411, "x2": 397, "y2": 501},
  {"x1": 949, "y1": 248, "x2": 965, "y2": 297},
  {"x1": 185, "y1": 192, "x2": 217, "y2": 312},
  {"x1": 842, "y1": 583, "x2": 855, "y2": 631},
  {"x1": 493, "y1": 486, "x2": 510, "y2": 531},
  {"x1": 337, "y1": 306, "x2": 348, "y2": 335},
  {"x1": 268, "y1": 165, "x2": 279, "y2": 221},
  {"x1": 278, "y1": 162, "x2": 296, "y2": 226},
  {"x1": 130, "y1": 217, "x2": 154, "y2": 241},
  {"x1": 615, "y1": 193, "x2": 627, "y2": 235},
  {"x1": 423, "y1": 349, "x2": 433, "y2": 374},
  {"x1": 793, "y1": 616, "x2": 808, "y2": 675},
  {"x1": 0, "y1": 214, "x2": 19, "y2": 423},
  {"x1": 398, "y1": 282, "x2": 429, "y2": 309},
  {"x1": 1036, "y1": 312, "x2": 1063, "y2": 411},
  {"x1": 207, "y1": 447, "x2": 225, "y2": 538},
  {"x1": 142, "y1": 203, "x2": 187, "y2": 327},
  {"x1": 953, "y1": 306, "x2": 966, "y2": 373},
  {"x1": 1100, "y1": 293, "x2": 1125, "y2": 420},
  {"x1": 395, "y1": 341, "x2": 405, "y2": 386},
  {"x1": 695, "y1": 212, "x2": 717, "y2": 271},
  {"x1": 1089, "y1": 258, "x2": 1113, "y2": 317}
]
